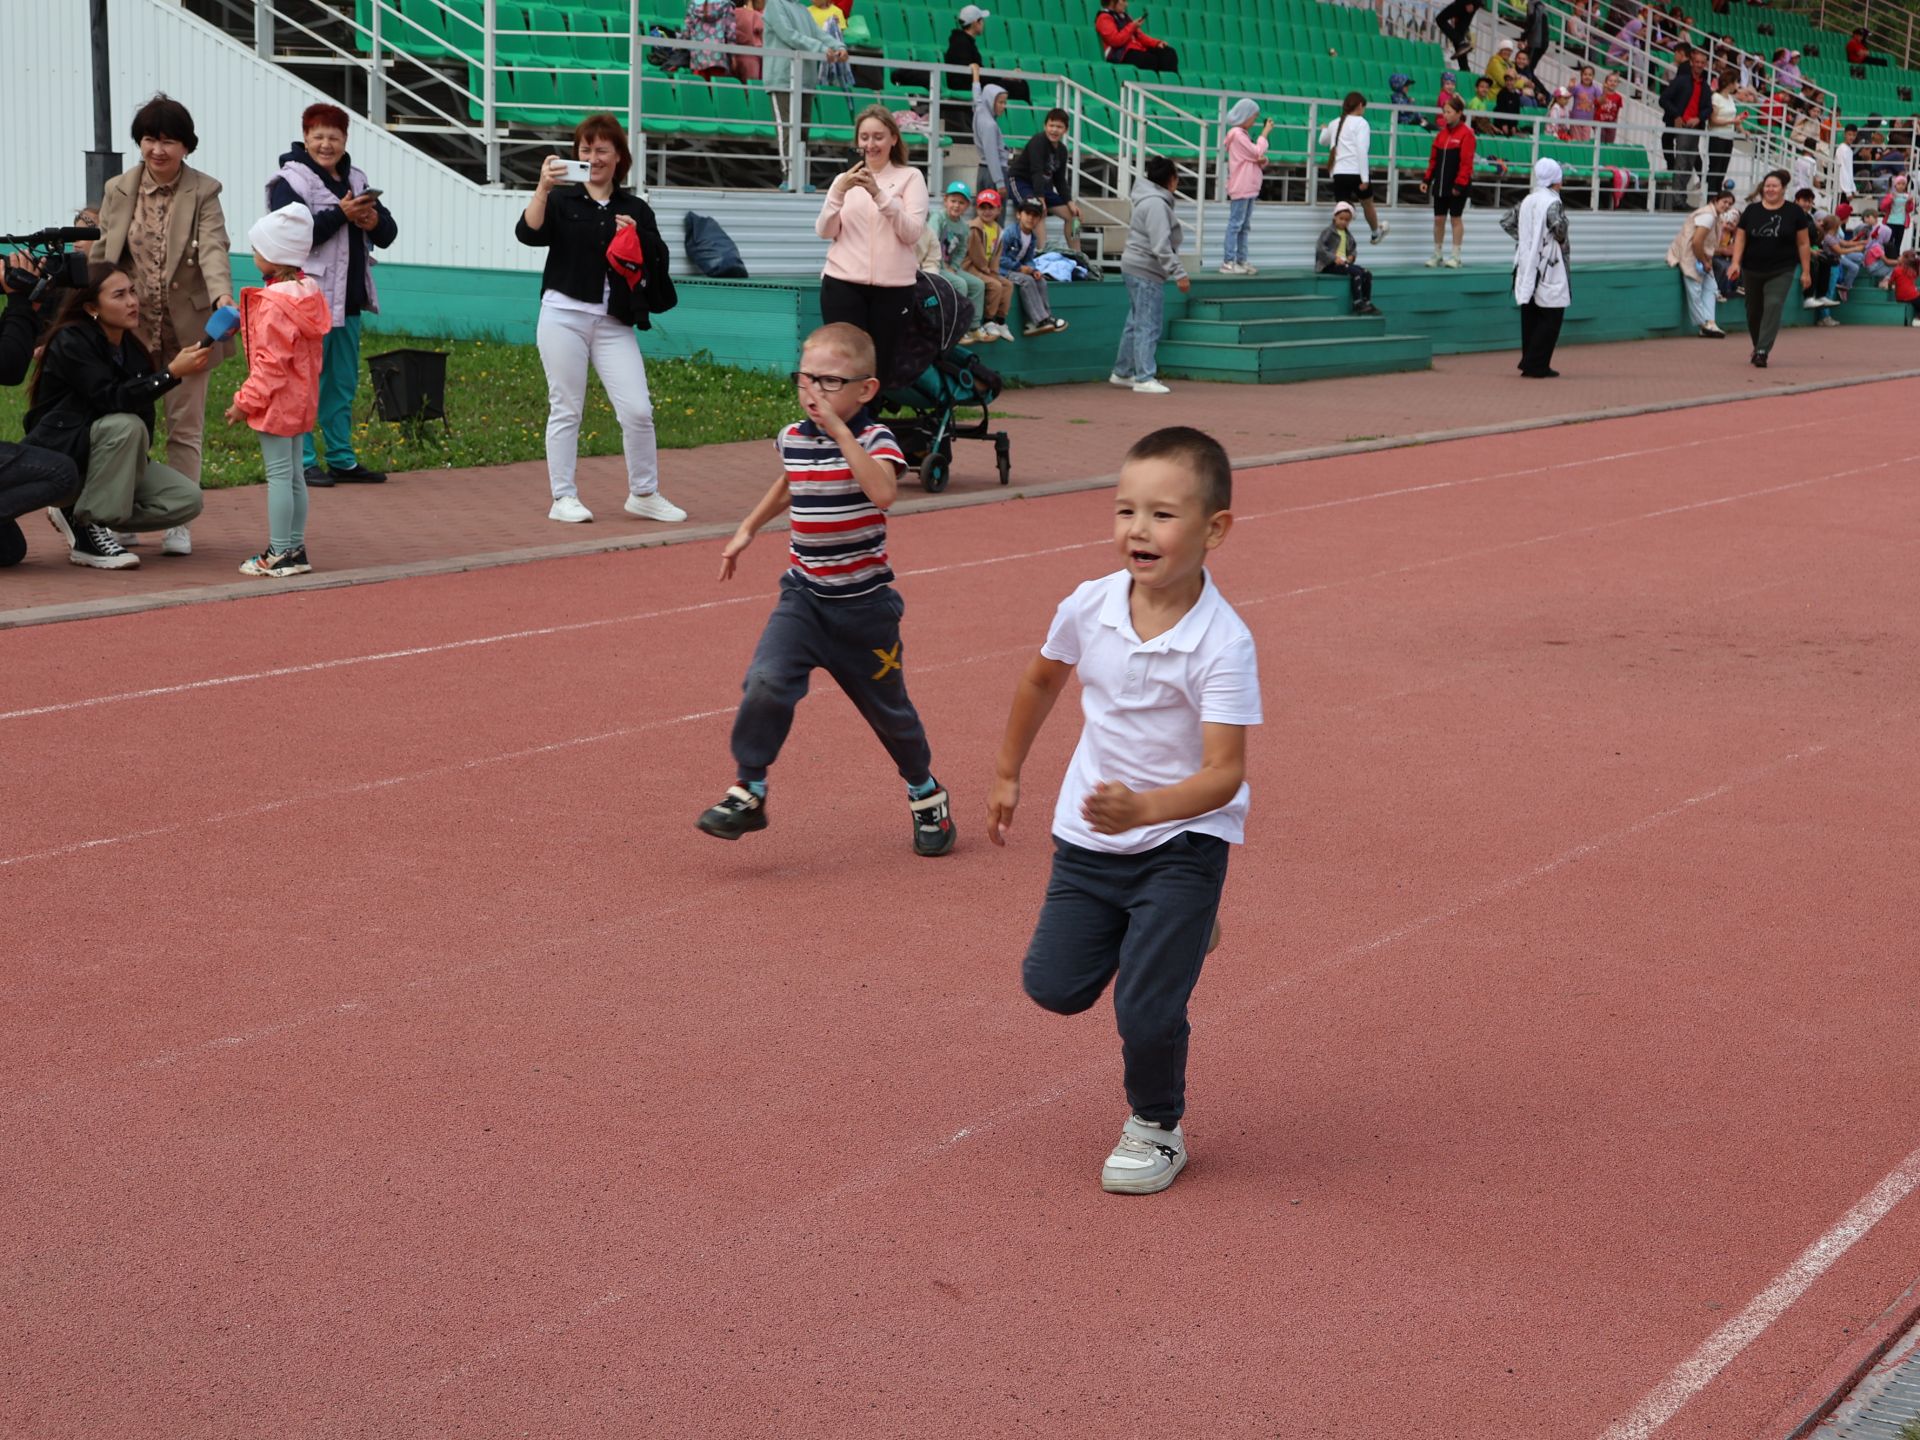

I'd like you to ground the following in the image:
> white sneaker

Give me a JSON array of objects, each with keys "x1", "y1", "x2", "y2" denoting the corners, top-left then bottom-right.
[
  {"x1": 1801, "y1": 297, "x2": 1825, "y2": 309},
  {"x1": 45, "y1": 507, "x2": 74, "y2": 547},
  {"x1": 114, "y1": 531, "x2": 143, "y2": 547},
  {"x1": 1370, "y1": 220, "x2": 1390, "y2": 243},
  {"x1": 1132, "y1": 378, "x2": 1171, "y2": 394},
  {"x1": 160, "y1": 526, "x2": 191, "y2": 556},
  {"x1": 1218, "y1": 261, "x2": 1243, "y2": 274},
  {"x1": 1443, "y1": 254, "x2": 1463, "y2": 268},
  {"x1": 1101, "y1": 1115, "x2": 1187, "y2": 1194},
  {"x1": 548, "y1": 496, "x2": 594, "y2": 523},
  {"x1": 1108, "y1": 371, "x2": 1135, "y2": 387},
  {"x1": 1240, "y1": 263, "x2": 1259, "y2": 275},
  {"x1": 1910, "y1": 318, "x2": 1920, "y2": 327},
  {"x1": 1819, "y1": 296, "x2": 1842, "y2": 307},
  {"x1": 995, "y1": 322, "x2": 1018, "y2": 342},
  {"x1": 624, "y1": 491, "x2": 687, "y2": 523},
  {"x1": 1424, "y1": 252, "x2": 1443, "y2": 267}
]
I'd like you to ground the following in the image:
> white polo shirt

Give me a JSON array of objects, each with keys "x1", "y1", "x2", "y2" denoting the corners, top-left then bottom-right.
[{"x1": 1041, "y1": 569, "x2": 1263, "y2": 855}]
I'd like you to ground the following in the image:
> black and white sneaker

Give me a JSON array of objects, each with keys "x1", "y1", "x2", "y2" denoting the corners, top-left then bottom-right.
[
  {"x1": 68, "y1": 521, "x2": 140, "y2": 570},
  {"x1": 1101, "y1": 1115, "x2": 1187, "y2": 1194},
  {"x1": 697, "y1": 784, "x2": 768, "y2": 840},
  {"x1": 909, "y1": 785, "x2": 956, "y2": 856}
]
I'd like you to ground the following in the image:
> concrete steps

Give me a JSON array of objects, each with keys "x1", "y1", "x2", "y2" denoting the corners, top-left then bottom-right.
[{"x1": 1158, "y1": 332, "x2": 1434, "y2": 383}]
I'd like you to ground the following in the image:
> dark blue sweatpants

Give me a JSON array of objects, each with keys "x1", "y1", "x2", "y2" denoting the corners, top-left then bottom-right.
[
  {"x1": 1021, "y1": 831, "x2": 1230, "y2": 1126},
  {"x1": 730, "y1": 572, "x2": 934, "y2": 786}
]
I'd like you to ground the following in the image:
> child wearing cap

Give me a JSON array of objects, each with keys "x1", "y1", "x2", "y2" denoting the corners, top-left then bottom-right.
[
  {"x1": 1314, "y1": 202, "x2": 1381, "y2": 316},
  {"x1": 999, "y1": 197, "x2": 1069, "y2": 336},
  {"x1": 935, "y1": 181, "x2": 991, "y2": 343},
  {"x1": 964, "y1": 188, "x2": 1016, "y2": 340},
  {"x1": 224, "y1": 202, "x2": 332, "y2": 578}
]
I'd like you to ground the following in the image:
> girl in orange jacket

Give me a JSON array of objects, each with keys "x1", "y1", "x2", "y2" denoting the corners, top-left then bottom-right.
[{"x1": 226, "y1": 203, "x2": 332, "y2": 577}]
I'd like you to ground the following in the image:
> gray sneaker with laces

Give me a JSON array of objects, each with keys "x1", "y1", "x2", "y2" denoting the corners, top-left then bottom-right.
[{"x1": 1101, "y1": 1115, "x2": 1187, "y2": 1194}]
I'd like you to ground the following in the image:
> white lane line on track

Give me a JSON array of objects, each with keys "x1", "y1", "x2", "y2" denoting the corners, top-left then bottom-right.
[
  {"x1": 0, "y1": 418, "x2": 1828, "y2": 726},
  {"x1": 8, "y1": 454, "x2": 1906, "y2": 872},
  {"x1": 1597, "y1": 1141, "x2": 1920, "y2": 1440}
]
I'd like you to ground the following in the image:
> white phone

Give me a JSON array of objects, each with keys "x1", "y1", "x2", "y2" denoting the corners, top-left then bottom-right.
[{"x1": 556, "y1": 158, "x2": 592, "y2": 183}]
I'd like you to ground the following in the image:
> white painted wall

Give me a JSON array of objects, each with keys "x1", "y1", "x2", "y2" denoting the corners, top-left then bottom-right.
[{"x1": 1, "y1": 0, "x2": 1689, "y2": 276}]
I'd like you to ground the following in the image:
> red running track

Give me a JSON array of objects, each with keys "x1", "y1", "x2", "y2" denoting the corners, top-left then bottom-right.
[{"x1": 5, "y1": 384, "x2": 1920, "y2": 1439}]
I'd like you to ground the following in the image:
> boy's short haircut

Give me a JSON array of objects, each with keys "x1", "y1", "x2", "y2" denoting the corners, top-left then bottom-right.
[
  {"x1": 1125, "y1": 426, "x2": 1232, "y2": 515},
  {"x1": 1016, "y1": 197, "x2": 1045, "y2": 215},
  {"x1": 1795, "y1": 186, "x2": 1816, "y2": 200},
  {"x1": 1045, "y1": 107, "x2": 1071, "y2": 127},
  {"x1": 804, "y1": 322, "x2": 877, "y2": 376},
  {"x1": 1144, "y1": 155, "x2": 1177, "y2": 187}
]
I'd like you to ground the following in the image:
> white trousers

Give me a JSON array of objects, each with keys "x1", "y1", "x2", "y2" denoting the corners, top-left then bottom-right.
[{"x1": 535, "y1": 304, "x2": 660, "y2": 500}]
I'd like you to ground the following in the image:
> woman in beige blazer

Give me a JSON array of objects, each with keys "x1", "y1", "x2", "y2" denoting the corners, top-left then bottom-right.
[{"x1": 96, "y1": 94, "x2": 233, "y2": 556}]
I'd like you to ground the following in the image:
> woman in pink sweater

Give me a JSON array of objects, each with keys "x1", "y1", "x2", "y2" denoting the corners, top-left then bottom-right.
[
  {"x1": 225, "y1": 203, "x2": 332, "y2": 578},
  {"x1": 815, "y1": 105, "x2": 929, "y2": 386},
  {"x1": 1220, "y1": 98, "x2": 1272, "y2": 274}
]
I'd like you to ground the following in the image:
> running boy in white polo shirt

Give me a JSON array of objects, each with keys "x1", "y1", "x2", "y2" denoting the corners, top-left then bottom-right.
[{"x1": 987, "y1": 426, "x2": 1261, "y2": 1194}]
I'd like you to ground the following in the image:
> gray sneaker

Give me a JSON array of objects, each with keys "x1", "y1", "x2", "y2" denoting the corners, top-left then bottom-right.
[{"x1": 1101, "y1": 1115, "x2": 1187, "y2": 1194}]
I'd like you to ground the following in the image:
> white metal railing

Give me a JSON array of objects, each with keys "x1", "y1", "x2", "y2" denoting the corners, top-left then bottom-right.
[{"x1": 1124, "y1": 78, "x2": 1779, "y2": 215}]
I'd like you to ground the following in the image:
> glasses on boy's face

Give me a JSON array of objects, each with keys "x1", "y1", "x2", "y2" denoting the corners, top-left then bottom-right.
[{"x1": 788, "y1": 370, "x2": 872, "y2": 393}]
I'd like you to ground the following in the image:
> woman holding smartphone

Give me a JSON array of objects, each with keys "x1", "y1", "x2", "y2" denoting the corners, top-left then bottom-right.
[
  {"x1": 815, "y1": 105, "x2": 929, "y2": 387},
  {"x1": 516, "y1": 113, "x2": 684, "y2": 525}
]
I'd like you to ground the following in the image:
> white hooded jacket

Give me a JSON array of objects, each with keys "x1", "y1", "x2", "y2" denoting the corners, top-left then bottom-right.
[{"x1": 1506, "y1": 158, "x2": 1571, "y2": 307}]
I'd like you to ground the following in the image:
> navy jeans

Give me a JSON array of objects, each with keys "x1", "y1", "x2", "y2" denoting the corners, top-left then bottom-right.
[
  {"x1": 730, "y1": 572, "x2": 933, "y2": 786},
  {"x1": 1022, "y1": 832, "x2": 1230, "y2": 1126}
]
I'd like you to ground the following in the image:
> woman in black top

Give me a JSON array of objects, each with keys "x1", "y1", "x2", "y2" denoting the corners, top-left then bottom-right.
[
  {"x1": 1727, "y1": 169, "x2": 1813, "y2": 368},
  {"x1": 24, "y1": 262, "x2": 211, "y2": 567},
  {"x1": 516, "y1": 113, "x2": 682, "y2": 525}
]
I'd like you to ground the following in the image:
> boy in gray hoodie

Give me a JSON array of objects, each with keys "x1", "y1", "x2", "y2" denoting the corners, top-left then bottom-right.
[{"x1": 1111, "y1": 155, "x2": 1190, "y2": 395}]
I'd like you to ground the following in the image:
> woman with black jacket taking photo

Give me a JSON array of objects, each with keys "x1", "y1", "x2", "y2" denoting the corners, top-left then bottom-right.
[
  {"x1": 516, "y1": 114, "x2": 684, "y2": 526},
  {"x1": 24, "y1": 262, "x2": 212, "y2": 570}
]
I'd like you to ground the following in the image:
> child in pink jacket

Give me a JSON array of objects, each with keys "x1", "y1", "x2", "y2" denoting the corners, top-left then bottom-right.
[
  {"x1": 226, "y1": 202, "x2": 331, "y2": 578},
  {"x1": 1220, "y1": 99, "x2": 1271, "y2": 274}
]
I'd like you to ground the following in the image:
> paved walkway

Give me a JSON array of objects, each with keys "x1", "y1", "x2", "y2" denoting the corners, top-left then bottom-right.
[{"x1": 6, "y1": 327, "x2": 1919, "y2": 628}]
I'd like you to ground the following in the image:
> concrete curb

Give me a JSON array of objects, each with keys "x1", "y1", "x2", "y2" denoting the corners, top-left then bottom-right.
[{"x1": 7, "y1": 366, "x2": 1919, "y2": 632}]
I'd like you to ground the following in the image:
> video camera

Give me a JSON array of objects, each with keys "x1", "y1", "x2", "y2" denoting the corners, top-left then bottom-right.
[{"x1": 0, "y1": 226, "x2": 101, "y2": 306}]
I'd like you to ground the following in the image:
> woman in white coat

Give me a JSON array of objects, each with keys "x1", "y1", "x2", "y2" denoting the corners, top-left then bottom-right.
[
  {"x1": 1317, "y1": 92, "x2": 1389, "y2": 243},
  {"x1": 1504, "y1": 157, "x2": 1571, "y2": 377}
]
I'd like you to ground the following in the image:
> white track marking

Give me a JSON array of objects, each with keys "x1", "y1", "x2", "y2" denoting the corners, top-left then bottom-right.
[
  {"x1": 0, "y1": 419, "x2": 1829, "y2": 725},
  {"x1": 0, "y1": 645, "x2": 1035, "y2": 870},
  {"x1": 1598, "y1": 1141, "x2": 1920, "y2": 1440}
]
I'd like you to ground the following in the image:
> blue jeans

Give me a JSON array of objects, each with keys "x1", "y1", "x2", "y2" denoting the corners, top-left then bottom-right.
[
  {"x1": 1114, "y1": 273, "x2": 1167, "y2": 379},
  {"x1": 1681, "y1": 262, "x2": 1716, "y2": 327},
  {"x1": 1223, "y1": 198, "x2": 1254, "y2": 264},
  {"x1": 304, "y1": 316, "x2": 363, "y2": 472},
  {"x1": 1827, "y1": 253, "x2": 1863, "y2": 299}
]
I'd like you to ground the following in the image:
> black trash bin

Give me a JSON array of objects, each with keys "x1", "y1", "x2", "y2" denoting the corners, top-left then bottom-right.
[{"x1": 367, "y1": 348, "x2": 450, "y2": 435}]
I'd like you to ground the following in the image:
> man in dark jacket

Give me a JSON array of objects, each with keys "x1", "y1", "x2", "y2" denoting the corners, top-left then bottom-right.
[
  {"x1": 0, "y1": 273, "x2": 81, "y2": 568},
  {"x1": 1660, "y1": 48, "x2": 1709, "y2": 209},
  {"x1": 1433, "y1": 0, "x2": 1482, "y2": 67}
]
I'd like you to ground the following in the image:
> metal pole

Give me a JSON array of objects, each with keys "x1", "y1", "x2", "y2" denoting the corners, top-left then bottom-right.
[
  {"x1": 629, "y1": 0, "x2": 646, "y2": 181},
  {"x1": 86, "y1": 0, "x2": 120, "y2": 205},
  {"x1": 483, "y1": 0, "x2": 499, "y2": 184},
  {"x1": 370, "y1": 0, "x2": 388, "y2": 126},
  {"x1": 927, "y1": 69, "x2": 945, "y2": 195},
  {"x1": 789, "y1": 63, "x2": 805, "y2": 190},
  {"x1": 256, "y1": 0, "x2": 275, "y2": 61}
]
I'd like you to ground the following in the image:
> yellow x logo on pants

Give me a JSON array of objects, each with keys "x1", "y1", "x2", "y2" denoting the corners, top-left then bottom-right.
[{"x1": 870, "y1": 643, "x2": 902, "y2": 681}]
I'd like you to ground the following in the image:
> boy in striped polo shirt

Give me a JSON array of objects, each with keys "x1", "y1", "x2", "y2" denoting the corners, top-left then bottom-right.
[{"x1": 698, "y1": 323, "x2": 956, "y2": 856}]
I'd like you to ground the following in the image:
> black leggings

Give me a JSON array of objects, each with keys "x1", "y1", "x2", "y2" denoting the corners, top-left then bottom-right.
[
  {"x1": 1113, "y1": 46, "x2": 1179, "y2": 73},
  {"x1": 818, "y1": 275, "x2": 917, "y2": 388},
  {"x1": 1323, "y1": 261, "x2": 1372, "y2": 310}
]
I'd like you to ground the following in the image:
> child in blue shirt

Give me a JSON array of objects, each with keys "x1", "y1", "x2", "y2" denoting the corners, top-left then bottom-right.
[{"x1": 998, "y1": 198, "x2": 1069, "y2": 336}]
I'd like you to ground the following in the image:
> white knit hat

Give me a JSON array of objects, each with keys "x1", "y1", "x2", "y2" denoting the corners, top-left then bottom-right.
[{"x1": 248, "y1": 202, "x2": 314, "y2": 268}]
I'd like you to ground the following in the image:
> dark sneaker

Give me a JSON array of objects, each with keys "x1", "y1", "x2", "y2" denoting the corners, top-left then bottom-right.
[
  {"x1": 1101, "y1": 1115, "x2": 1187, "y2": 1194},
  {"x1": 69, "y1": 521, "x2": 139, "y2": 570},
  {"x1": 238, "y1": 547, "x2": 302, "y2": 578},
  {"x1": 697, "y1": 784, "x2": 767, "y2": 840},
  {"x1": 331, "y1": 463, "x2": 387, "y2": 483},
  {"x1": 909, "y1": 786, "x2": 956, "y2": 856},
  {"x1": 282, "y1": 546, "x2": 313, "y2": 576},
  {"x1": 304, "y1": 465, "x2": 337, "y2": 488}
]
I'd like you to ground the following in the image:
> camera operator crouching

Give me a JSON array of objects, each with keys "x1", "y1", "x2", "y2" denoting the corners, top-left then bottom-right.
[
  {"x1": 21, "y1": 261, "x2": 211, "y2": 569},
  {"x1": 0, "y1": 252, "x2": 81, "y2": 568}
]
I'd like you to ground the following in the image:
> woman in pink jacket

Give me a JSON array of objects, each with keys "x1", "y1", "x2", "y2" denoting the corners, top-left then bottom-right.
[
  {"x1": 225, "y1": 202, "x2": 332, "y2": 578},
  {"x1": 815, "y1": 105, "x2": 929, "y2": 386}
]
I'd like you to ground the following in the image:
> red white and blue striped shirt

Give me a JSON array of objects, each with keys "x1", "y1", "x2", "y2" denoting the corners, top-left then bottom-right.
[{"x1": 780, "y1": 410, "x2": 907, "y2": 599}]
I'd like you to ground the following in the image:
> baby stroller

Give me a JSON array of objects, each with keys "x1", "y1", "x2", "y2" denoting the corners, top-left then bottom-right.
[{"x1": 880, "y1": 272, "x2": 1012, "y2": 494}]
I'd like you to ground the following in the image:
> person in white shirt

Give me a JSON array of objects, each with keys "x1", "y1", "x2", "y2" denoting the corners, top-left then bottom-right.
[
  {"x1": 1318, "y1": 92, "x2": 1391, "y2": 243},
  {"x1": 1835, "y1": 123, "x2": 1858, "y2": 200},
  {"x1": 989, "y1": 426, "x2": 1262, "y2": 1196}
]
